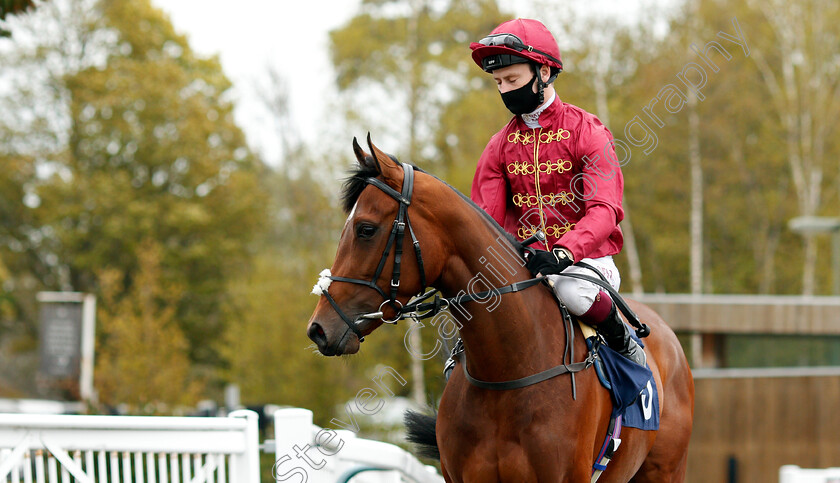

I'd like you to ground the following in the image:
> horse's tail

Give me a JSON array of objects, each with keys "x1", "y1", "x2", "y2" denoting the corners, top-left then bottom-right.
[{"x1": 404, "y1": 410, "x2": 439, "y2": 460}]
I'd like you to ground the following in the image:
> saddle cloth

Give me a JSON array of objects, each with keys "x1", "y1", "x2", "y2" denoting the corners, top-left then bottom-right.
[{"x1": 582, "y1": 322, "x2": 660, "y2": 431}]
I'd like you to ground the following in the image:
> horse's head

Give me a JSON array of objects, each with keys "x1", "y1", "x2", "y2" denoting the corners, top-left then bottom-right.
[{"x1": 306, "y1": 136, "x2": 446, "y2": 356}]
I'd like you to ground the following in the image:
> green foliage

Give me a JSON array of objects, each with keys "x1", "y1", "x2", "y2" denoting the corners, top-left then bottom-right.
[
  {"x1": 95, "y1": 239, "x2": 203, "y2": 413},
  {"x1": 220, "y1": 164, "x2": 355, "y2": 419},
  {"x1": 529, "y1": 1, "x2": 840, "y2": 295},
  {"x1": 0, "y1": 0, "x2": 270, "y2": 402},
  {"x1": 330, "y1": 0, "x2": 511, "y2": 165},
  {"x1": 433, "y1": 81, "x2": 512, "y2": 193},
  {"x1": 31, "y1": 0, "x2": 271, "y2": 367},
  {"x1": 322, "y1": 0, "x2": 518, "y2": 411},
  {"x1": 2, "y1": 0, "x2": 839, "y2": 417},
  {"x1": 222, "y1": 159, "x2": 426, "y2": 424}
]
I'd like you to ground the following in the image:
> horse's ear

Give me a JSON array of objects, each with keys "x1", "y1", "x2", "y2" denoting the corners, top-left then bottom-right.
[
  {"x1": 352, "y1": 137, "x2": 380, "y2": 173},
  {"x1": 366, "y1": 133, "x2": 402, "y2": 180}
]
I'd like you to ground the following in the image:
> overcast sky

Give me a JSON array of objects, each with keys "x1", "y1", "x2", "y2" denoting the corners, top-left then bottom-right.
[
  {"x1": 150, "y1": 1, "x2": 660, "y2": 165},
  {"x1": 150, "y1": 0, "x2": 368, "y2": 164},
  {"x1": 150, "y1": 0, "x2": 550, "y2": 165}
]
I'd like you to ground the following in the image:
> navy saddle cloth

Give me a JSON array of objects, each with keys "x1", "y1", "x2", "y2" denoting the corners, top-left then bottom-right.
[{"x1": 591, "y1": 335, "x2": 660, "y2": 431}]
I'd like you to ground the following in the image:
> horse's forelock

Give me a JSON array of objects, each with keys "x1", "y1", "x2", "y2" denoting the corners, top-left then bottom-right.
[
  {"x1": 341, "y1": 162, "x2": 379, "y2": 214},
  {"x1": 341, "y1": 152, "x2": 404, "y2": 214}
]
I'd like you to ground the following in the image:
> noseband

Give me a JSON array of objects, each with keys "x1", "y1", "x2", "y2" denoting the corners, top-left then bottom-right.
[{"x1": 318, "y1": 163, "x2": 427, "y2": 342}]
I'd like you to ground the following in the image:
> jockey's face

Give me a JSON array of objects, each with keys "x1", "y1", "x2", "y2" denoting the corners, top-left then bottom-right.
[{"x1": 492, "y1": 63, "x2": 552, "y2": 95}]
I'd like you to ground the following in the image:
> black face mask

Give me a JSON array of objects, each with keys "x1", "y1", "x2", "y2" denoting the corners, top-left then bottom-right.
[{"x1": 500, "y1": 71, "x2": 541, "y2": 115}]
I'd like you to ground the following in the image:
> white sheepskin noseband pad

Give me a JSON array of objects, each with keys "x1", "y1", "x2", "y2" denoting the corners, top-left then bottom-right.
[{"x1": 311, "y1": 269, "x2": 333, "y2": 296}]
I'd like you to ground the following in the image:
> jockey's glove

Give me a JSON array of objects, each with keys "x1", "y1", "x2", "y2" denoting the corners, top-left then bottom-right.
[{"x1": 526, "y1": 247, "x2": 574, "y2": 276}]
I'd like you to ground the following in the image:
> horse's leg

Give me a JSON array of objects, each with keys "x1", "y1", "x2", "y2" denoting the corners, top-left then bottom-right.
[
  {"x1": 632, "y1": 339, "x2": 694, "y2": 480},
  {"x1": 631, "y1": 448, "x2": 689, "y2": 483},
  {"x1": 631, "y1": 403, "x2": 692, "y2": 482},
  {"x1": 626, "y1": 302, "x2": 694, "y2": 483},
  {"x1": 628, "y1": 382, "x2": 692, "y2": 482}
]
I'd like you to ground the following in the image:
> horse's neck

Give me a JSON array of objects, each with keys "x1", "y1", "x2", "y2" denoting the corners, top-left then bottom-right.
[{"x1": 437, "y1": 211, "x2": 568, "y2": 382}]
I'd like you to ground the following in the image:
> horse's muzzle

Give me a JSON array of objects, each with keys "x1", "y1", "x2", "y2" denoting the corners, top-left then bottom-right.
[
  {"x1": 306, "y1": 320, "x2": 362, "y2": 356},
  {"x1": 307, "y1": 321, "x2": 330, "y2": 354}
]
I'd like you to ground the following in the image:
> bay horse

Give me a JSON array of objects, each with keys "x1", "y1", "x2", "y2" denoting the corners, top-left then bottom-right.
[{"x1": 306, "y1": 136, "x2": 694, "y2": 482}]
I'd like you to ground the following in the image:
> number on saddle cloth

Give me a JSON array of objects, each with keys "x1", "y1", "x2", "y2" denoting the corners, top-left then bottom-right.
[{"x1": 588, "y1": 336, "x2": 660, "y2": 431}]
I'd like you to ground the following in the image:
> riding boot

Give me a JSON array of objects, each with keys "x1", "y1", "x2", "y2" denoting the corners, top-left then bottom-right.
[{"x1": 598, "y1": 304, "x2": 646, "y2": 366}]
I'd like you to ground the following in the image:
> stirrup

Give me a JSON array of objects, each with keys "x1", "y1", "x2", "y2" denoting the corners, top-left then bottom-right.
[{"x1": 621, "y1": 336, "x2": 647, "y2": 366}]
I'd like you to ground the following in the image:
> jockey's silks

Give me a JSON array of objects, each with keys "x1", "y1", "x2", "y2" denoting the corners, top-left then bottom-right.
[{"x1": 471, "y1": 96, "x2": 624, "y2": 261}]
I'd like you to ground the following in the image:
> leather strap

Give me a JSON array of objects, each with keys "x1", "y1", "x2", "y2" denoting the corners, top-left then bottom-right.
[
  {"x1": 321, "y1": 289, "x2": 366, "y2": 342},
  {"x1": 458, "y1": 350, "x2": 594, "y2": 391},
  {"x1": 401, "y1": 277, "x2": 546, "y2": 319}
]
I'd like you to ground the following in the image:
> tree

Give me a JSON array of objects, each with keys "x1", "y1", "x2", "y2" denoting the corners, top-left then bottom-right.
[
  {"x1": 534, "y1": 3, "x2": 662, "y2": 295},
  {"x1": 746, "y1": 0, "x2": 840, "y2": 294},
  {"x1": 0, "y1": 0, "x2": 35, "y2": 18},
  {"x1": 330, "y1": 0, "x2": 512, "y2": 406},
  {"x1": 0, "y1": 0, "x2": 36, "y2": 36},
  {"x1": 96, "y1": 239, "x2": 203, "y2": 413},
  {"x1": 34, "y1": 0, "x2": 270, "y2": 366},
  {"x1": 0, "y1": 0, "x2": 271, "y2": 399},
  {"x1": 224, "y1": 66, "x2": 422, "y2": 424}
]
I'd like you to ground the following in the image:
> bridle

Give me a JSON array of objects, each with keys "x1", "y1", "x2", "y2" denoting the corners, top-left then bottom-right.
[
  {"x1": 317, "y1": 162, "x2": 427, "y2": 342},
  {"x1": 315, "y1": 161, "x2": 651, "y2": 352}
]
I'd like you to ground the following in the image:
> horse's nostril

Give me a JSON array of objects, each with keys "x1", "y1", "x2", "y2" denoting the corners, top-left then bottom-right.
[{"x1": 307, "y1": 322, "x2": 327, "y2": 348}]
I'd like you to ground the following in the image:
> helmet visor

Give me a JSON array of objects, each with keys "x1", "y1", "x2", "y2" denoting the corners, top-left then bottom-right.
[
  {"x1": 481, "y1": 53, "x2": 530, "y2": 72},
  {"x1": 476, "y1": 33, "x2": 563, "y2": 70}
]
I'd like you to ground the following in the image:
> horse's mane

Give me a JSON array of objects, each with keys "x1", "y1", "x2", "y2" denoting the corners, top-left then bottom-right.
[
  {"x1": 340, "y1": 156, "x2": 519, "y2": 249},
  {"x1": 423, "y1": 169, "x2": 520, "y2": 249}
]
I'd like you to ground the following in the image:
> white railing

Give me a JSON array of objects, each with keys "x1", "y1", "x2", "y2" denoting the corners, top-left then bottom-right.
[
  {"x1": 779, "y1": 465, "x2": 840, "y2": 483},
  {"x1": 0, "y1": 410, "x2": 260, "y2": 483},
  {"x1": 272, "y1": 408, "x2": 443, "y2": 483}
]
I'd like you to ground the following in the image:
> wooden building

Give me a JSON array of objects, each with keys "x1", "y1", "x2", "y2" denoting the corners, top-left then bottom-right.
[{"x1": 631, "y1": 294, "x2": 840, "y2": 482}]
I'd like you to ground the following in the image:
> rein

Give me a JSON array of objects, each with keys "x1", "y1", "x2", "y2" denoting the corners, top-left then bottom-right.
[{"x1": 315, "y1": 161, "x2": 649, "y2": 391}]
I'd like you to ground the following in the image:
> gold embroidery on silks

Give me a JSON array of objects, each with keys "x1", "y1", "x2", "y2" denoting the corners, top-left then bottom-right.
[
  {"x1": 539, "y1": 129, "x2": 571, "y2": 143},
  {"x1": 507, "y1": 159, "x2": 572, "y2": 176},
  {"x1": 507, "y1": 125, "x2": 574, "y2": 249},
  {"x1": 507, "y1": 130, "x2": 537, "y2": 145},
  {"x1": 552, "y1": 191, "x2": 576, "y2": 206},
  {"x1": 508, "y1": 128, "x2": 570, "y2": 145},
  {"x1": 540, "y1": 158, "x2": 572, "y2": 174},
  {"x1": 512, "y1": 192, "x2": 576, "y2": 208},
  {"x1": 532, "y1": 128, "x2": 549, "y2": 249},
  {"x1": 518, "y1": 222, "x2": 575, "y2": 240}
]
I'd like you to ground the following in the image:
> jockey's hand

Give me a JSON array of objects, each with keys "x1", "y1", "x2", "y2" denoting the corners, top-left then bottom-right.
[{"x1": 525, "y1": 247, "x2": 574, "y2": 276}]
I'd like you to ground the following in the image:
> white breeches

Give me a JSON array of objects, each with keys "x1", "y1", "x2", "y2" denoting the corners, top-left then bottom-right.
[{"x1": 546, "y1": 255, "x2": 621, "y2": 316}]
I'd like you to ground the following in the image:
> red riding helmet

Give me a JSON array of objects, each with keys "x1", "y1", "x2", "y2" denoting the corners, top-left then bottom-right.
[{"x1": 470, "y1": 18, "x2": 563, "y2": 75}]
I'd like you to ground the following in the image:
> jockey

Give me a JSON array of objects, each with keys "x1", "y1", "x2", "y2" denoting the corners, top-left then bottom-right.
[{"x1": 468, "y1": 18, "x2": 645, "y2": 366}]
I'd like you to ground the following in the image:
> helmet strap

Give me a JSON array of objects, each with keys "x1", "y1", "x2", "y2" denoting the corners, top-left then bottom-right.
[{"x1": 533, "y1": 63, "x2": 545, "y2": 105}]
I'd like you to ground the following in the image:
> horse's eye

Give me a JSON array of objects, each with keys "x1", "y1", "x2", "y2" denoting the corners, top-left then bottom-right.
[{"x1": 356, "y1": 223, "x2": 378, "y2": 239}]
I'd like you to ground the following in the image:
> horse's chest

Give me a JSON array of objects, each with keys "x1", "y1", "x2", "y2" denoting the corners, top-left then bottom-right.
[{"x1": 438, "y1": 387, "x2": 581, "y2": 480}]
